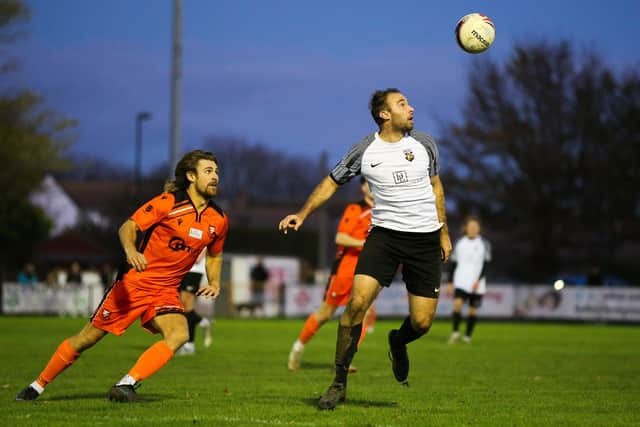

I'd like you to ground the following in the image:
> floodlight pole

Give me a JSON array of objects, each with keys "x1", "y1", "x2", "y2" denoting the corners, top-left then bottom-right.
[
  {"x1": 135, "y1": 111, "x2": 152, "y2": 192},
  {"x1": 168, "y1": 0, "x2": 182, "y2": 178}
]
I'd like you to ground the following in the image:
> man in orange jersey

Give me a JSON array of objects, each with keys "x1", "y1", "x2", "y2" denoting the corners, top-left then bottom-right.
[
  {"x1": 288, "y1": 177, "x2": 375, "y2": 371},
  {"x1": 15, "y1": 150, "x2": 228, "y2": 403}
]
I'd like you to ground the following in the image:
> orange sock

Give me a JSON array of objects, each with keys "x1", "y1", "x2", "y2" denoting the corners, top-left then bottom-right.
[
  {"x1": 357, "y1": 323, "x2": 367, "y2": 348},
  {"x1": 364, "y1": 306, "x2": 377, "y2": 332},
  {"x1": 298, "y1": 315, "x2": 321, "y2": 344},
  {"x1": 36, "y1": 339, "x2": 80, "y2": 388},
  {"x1": 128, "y1": 341, "x2": 174, "y2": 382}
]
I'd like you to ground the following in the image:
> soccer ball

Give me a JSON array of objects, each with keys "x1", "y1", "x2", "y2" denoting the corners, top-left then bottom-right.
[{"x1": 455, "y1": 13, "x2": 495, "y2": 54}]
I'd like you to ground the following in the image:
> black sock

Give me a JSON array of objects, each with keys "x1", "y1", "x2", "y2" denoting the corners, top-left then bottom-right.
[
  {"x1": 466, "y1": 315, "x2": 477, "y2": 337},
  {"x1": 452, "y1": 311, "x2": 462, "y2": 332},
  {"x1": 333, "y1": 323, "x2": 362, "y2": 385},
  {"x1": 185, "y1": 310, "x2": 201, "y2": 342},
  {"x1": 392, "y1": 316, "x2": 427, "y2": 347}
]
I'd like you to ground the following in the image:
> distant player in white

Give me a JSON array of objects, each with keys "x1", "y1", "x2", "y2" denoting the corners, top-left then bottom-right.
[
  {"x1": 447, "y1": 216, "x2": 491, "y2": 344},
  {"x1": 279, "y1": 88, "x2": 451, "y2": 410}
]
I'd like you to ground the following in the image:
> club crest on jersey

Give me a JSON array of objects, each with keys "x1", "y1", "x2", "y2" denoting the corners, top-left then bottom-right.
[
  {"x1": 102, "y1": 309, "x2": 111, "y2": 319},
  {"x1": 403, "y1": 149, "x2": 415, "y2": 162},
  {"x1": 208, "y1": 225, "x2": 216, "y2": 238}
]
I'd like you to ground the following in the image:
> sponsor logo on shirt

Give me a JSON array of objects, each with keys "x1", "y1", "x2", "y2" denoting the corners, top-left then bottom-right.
[
  {"x1": 392, "y1": 170, "x2": 409, "y2": 184},
  {"x1": 168, "y1": 237, "x2": 192, "y2": 252},
  {"x1": 189, "y1": 228, "x2": 203, "y2": 240}
]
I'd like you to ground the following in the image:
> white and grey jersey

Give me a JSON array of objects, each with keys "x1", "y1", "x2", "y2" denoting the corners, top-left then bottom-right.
[
  {"x1": 450, "y1": 236, "x2": 492, "y2": 294},
  {"x1": 330, "y1": 130, "x2": 442, "y2": 233}
]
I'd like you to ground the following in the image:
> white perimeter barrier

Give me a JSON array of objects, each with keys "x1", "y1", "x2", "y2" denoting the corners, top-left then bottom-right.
[
  {"x1": 2, "y1": 283, "x2": 103, "y2": 317},
  {"x1": 284, "y1": 282, "x2": 640, "y2": 322},
  {"x1": 4, "y1": 282, "x2": 640, "y2": 322}
]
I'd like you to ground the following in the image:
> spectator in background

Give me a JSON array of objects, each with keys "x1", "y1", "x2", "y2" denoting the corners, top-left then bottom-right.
[
  {"x1": 250, "y1": 258, "x2": 269, "y2": 315},
  {"x1": 587, "y1": 266, "x2": 603, "y2": 286},
  {"x1": 66, "y1": 261, "x2": 83, "y2": 285},
  {"x1": 17, "y1": 263, "x2": 38, "y2": 285}
]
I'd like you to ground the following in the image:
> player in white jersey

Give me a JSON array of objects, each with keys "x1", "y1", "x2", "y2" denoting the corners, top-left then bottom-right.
[
  {"x1": 447, "y1": 216, "x2": 491, "y2": 344},
  {"x1": 279, "y1": 88, "x2": 451, "y2": 409}
]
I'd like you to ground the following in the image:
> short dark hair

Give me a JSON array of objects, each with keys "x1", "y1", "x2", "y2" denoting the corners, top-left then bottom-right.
[
  {"x1": 164, "y1": 150, "x2": 217, "y2": 192},
  {"x1": 462, "y1": 215, "x2": 482, "y2": 235},
  {"x1": 369, "y1": 88, "x2": 401, "y2": 126}
]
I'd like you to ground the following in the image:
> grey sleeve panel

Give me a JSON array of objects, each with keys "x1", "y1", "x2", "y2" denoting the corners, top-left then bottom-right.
[
  {"x1": 483, "y1": 238, "x2": 492, "y2": 262},
  {"x1": 410, "y1": 130, "x2": 440, "y2": 177},
  {"x1": 329, "y1": 133, "x2": 376, "y2": 185}
]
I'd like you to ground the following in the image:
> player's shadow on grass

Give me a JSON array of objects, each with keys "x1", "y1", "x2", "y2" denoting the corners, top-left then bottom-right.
[
  {"x1": 300, "y1": 362, "x2": 334, "y2": 370},
  {"x1": 301, "y1": 397, "x2": 397, "y2": 408},
  {"x1": 45, "y1": 392, "x2": 169, "y2": 402}
]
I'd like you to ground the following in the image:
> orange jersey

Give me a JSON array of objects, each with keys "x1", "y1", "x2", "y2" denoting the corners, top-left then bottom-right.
[
  {"x1": 332, "y1": 200, "x2": 372, "y2": 278},
  {"x1": 118, "y1": 190, "x2": 228, "y2": 290},
  {"x1": 323, "y1": 200, "x2": 372, "y2": 306}
]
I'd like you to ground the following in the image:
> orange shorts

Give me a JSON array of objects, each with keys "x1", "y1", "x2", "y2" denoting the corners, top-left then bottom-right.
[
  {"x1": 324, "y1": 275, "x2": 354, "y2": 307},
  {"x1": 91, "y1": 280, "x2": 184, "y2": 336}
]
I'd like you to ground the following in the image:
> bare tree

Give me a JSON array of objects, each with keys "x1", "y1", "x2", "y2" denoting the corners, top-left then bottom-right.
[
  {"x1": 440, "y1": 41, "x2": 640, "y2": 281},
  {"x1": 202, "y1": 135, "x2": 324, "y2": 203}
]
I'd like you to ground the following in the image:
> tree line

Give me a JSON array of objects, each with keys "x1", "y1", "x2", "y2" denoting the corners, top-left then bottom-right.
[{"x1": 1, "y1": 0, "x2": 638, "y2": 282}]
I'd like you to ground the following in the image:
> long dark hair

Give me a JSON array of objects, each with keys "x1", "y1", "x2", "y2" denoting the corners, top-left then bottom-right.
[{"x1": 164, "y1": 150, "x2": 217, "y2": 192}]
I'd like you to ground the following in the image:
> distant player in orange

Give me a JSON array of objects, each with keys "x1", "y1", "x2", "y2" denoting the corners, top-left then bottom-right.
[
  {"x1": 288, "y1": 177, "x2": 375, "y2": 371},
  {"x1": 15, "y1": 150, "x2": 228, "y2": 403}
]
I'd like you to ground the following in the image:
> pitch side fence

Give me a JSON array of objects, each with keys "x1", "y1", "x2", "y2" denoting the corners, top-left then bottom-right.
[{"x1": 2, "y1": 282, "x2": 639, "y2": 323}]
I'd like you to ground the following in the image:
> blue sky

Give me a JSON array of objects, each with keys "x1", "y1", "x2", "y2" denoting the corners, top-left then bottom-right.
[{"x1": 7, "y1": 0, "x2": 640, "y2": 174}]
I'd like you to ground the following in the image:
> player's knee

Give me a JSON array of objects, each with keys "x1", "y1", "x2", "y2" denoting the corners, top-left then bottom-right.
[
  {"x1": 173, "y1": 330, "x2": 189, "y2": 347},
  {"x1": 349, "y1": 294, "x2": 370, "y2": 314},
  {"x1": 315, "y1": 313, "x2": 330, "y2": 325},
  {"x1": 412, "y1": 314, "x2": 434, "y2": 333},
  {"x1": 69, "y1": 333, "x2": 99, "y2": 352}
]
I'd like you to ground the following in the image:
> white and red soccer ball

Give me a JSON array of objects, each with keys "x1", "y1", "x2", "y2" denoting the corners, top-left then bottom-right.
[{"x1": 455, "y1": 13, "x2": 495, "y2": 54}]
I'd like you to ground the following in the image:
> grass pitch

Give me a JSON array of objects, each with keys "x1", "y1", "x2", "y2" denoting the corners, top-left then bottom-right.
[{"x1": 0, "y1": 317, "x2": 638, "y2": 426}]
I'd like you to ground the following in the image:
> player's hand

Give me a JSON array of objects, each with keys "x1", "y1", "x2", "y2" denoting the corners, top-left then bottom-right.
[
  {"x1": 440, "y1": 232, "x2": 452, "y2": 262},
  {"x1": 197, "y1": 284, "x2": 220, "y2": 299},
  {"x1": 126, "y1": 250, "x2": 148, "y2": 272},
  {"x1": 278, "y1": 214, "x2": 304, "y2": 234},
  {"x1": 446, "y1": 283, "x2": 454, "y2": 297},
  {"x1": 471, "y1": 281, "x2": 479, "y2": 292}
]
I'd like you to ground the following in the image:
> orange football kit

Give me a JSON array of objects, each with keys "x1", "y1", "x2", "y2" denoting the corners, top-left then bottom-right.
[
  {"x1": 92, "y1": 191, "x2": 228, "y2": 335},
  {"x1": 324, "y1": 201, "x2": 372, "y2": 306}
]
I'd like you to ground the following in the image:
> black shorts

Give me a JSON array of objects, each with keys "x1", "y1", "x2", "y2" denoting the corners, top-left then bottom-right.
[
  {"x1": 454, "y1": 288, "x2": 483, "y2": 308},
  {"x1": 355, "y1": 226, "x2": 442, "y2": 298},
  {"x1": 179, "y1": 272, "x2": 203, "y2": 294}
]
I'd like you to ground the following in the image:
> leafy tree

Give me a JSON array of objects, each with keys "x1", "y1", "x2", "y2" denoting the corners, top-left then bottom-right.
[
  {"x1": 0, "y1": 0, "x2": 76, "y2": 278},
  {"x1": 441, "y1": 41, "x2": 640, "y2": 281}
]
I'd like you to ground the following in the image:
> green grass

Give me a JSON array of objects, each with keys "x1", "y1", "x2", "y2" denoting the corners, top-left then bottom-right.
[{"x1": 0, "y1": 317, "x2": 639, "y2": 426}]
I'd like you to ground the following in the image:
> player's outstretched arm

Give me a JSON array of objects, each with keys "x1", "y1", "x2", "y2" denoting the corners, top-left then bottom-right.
[
  {"x1": 278, "y1": 176, "x2": 338, "y2": 234},
  {"x1": 118, "y1": 219, "x2": 148, "y2": 272},
  {"x1": 197, "y1": 250, "x2": 223, "y2": 299},
  {"x1": 431, "y1": 175, "x2": 452, "y2": 261}
]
